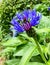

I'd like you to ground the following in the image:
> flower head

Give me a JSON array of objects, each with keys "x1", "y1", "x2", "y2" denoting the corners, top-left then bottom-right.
[{"x1": 11, "y1": 9, "x2": 41, "y2": 36}]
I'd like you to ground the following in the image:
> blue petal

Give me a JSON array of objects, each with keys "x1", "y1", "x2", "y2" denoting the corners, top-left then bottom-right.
[
  {"x1": 11, "y1": 18, "x2": 18, "y2": 26},
  {"x1": 16, "y1": 12, "x2": 23, "y2": 21},
  {"x1": 36, "y1": 13, "x2": 42, "y2": 21},
  {"x1": 14, "y1": 25, "x2": 24, "y2": 33},
  {"x1": 23, "y1": 10, "x2": 29, "y2": 20},
  {"x1": 28, "y1": 10, "x2": 32, "y2": 19},
  {"x1": 11, "y1": 18, "x2": 24, "y2": 33},
  {"x1": 28, "y1": 9, "x2": 36, "y2": 19},
  {"x1": 32, "y1": 9, "x2": 37, "y2": 16},
  {"x1": 30, "y1": 12, "x2": 41, "y2": 26},
  {"x1": 30, "y1": 18, "x2": 39, "y2": 26}
]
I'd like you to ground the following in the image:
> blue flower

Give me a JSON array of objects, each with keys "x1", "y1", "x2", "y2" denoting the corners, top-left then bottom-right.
[
  {"x1": 48, "y1": 7, "x2": 50, "y2": 11},
  {"x1": 11, "y1": 9, "x2": 41, "y2": 36}
]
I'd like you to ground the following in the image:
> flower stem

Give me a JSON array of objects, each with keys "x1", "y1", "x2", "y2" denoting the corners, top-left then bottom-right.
[
  {"x1": 26, "y1": 28, "x2": 47, "y2": 63},
  {"x1": 34, "y1": 38, "x2": 47, "y2": 63}
]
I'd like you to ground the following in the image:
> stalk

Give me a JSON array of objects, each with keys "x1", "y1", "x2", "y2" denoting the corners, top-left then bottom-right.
[
  {"x1": 26, "y1": 28, "x2": 47, "y2": 63},
  {"x1": 33, "y1": 38, "x2": 47, "y2": 63}
]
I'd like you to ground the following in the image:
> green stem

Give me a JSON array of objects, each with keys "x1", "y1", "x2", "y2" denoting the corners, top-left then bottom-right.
[
  {"x1": 34, "y1": 38, "x2": 47, "y2": 63},
  {"x1": 26, "y1": 27, "x2": 47, "y2": 64}
]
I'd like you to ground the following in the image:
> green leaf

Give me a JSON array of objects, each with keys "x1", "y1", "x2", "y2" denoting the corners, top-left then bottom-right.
[
  {"x1": 14, "y1": 42, "x2": 39, "y2": 57},
  {"x1": 36, "y1": 28, "x2": 50, "y2": 42},
  {"x1": 1, "y1": 37, "x2": 27, "y2": 47},
  {"x1": 47, "y1": 43, "x2": 50, "y2": 55},
  {"x1": 46, "y1": 60, "x2": 50, "y2": 65},
  {"x1": 6, "y1": 59, "x2": 45, "y2": 65},
  {"x1": 0, "y1": 47, "x2": 16, "y2": 56},
  {"x1": 19, "y1": 45, "x2": 36, "y2": 65},
  {"x1": 27, "y1": 62, "x2": 45, "y2": 65},
  {"x1": 5, "y1": 59, "x2": 20, "y2": 65}
]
